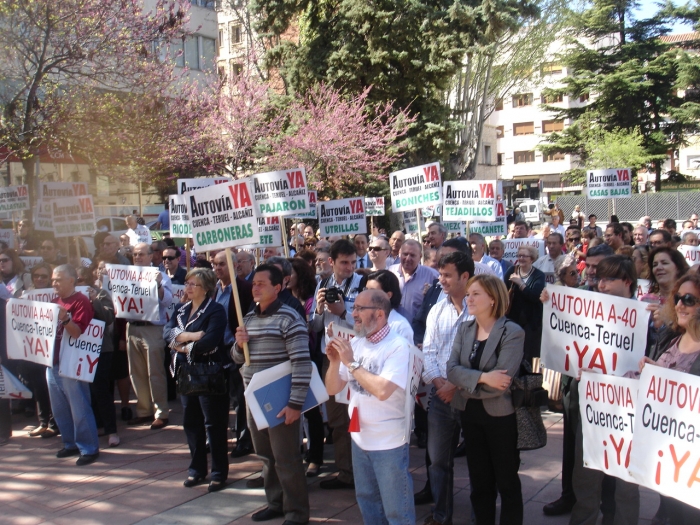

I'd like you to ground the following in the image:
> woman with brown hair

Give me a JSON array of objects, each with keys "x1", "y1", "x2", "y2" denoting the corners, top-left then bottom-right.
[{"x1": 0, "y1": 248, "x2": 32, "y2": 297}]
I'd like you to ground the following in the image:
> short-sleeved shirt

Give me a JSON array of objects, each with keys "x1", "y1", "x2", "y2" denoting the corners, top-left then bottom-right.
[
  {"x1": 53, "y1": 291, "x2": 94, "y2": 365},
  {"x1": 157, "y1": 210, "x2": 170, "y2": 229}
]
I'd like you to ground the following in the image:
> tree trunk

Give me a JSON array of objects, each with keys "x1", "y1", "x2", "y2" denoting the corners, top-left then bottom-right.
[
  {"x1": 21, "y1": 155, "x2": 39, "y2": 215},
  {"x1": 655, "y1": 159, "x2": 662, "y2": 192}
]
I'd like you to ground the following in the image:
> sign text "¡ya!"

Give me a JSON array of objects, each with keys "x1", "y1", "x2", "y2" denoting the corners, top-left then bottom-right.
[{"x1": 392, "y1": 163, "x2": 440, "y2": 189}]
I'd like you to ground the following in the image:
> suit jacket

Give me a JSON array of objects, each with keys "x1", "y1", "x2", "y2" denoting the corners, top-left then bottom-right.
[
  {"x1": 164, "y1": 298, "x2": 228, "y2": 365},
  {"x1": 504, "y1": 265, "x2": 545, "y2": 359},
  {"x1": 410, "y1": 278, "x2": 442, "y2": 345},
  {"x1": 446, "y1": 316, "x2": 524, "y2": 416},
  {"x1": 227, "y1": 277, "x2": 254, "y2": 335}
]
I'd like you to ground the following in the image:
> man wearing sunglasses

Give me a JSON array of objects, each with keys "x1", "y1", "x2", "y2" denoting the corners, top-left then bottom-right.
[
  {"x1": 162, "y1": 247, "x2": 186, "y2": 285},
  {"x1": 368, "y1": 238, "x2": 391, "y2": 271}
]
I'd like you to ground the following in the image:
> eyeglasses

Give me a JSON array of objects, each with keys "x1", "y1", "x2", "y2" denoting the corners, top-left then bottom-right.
[
  {"x1": 568, "y1": 237, "x2": 581, "y2": 242},
  {"x1": 162, "y1": 256, "x2": 179, "y2": 261},
  {"x1": 184, "y1": 281, "x2": 203, "y2": 288},
  {"x1": 33, "y1": 273, "x2": 50, "y2": 279},
  {"x1": 566, "y1": 270, "x2": 578, "y2": 277},
  {"x1": 353, "y1": 305, "x2": 381, "y2": 313},
  {"x1": 674, "y1": 293, "x2": 700, "y2": 307},
  {"x1": 517, "y1": 254, "x2": 531, "y2": 259},
  {"x1": 0, "y1": 258, "x2": 10, "y2": 263},
  {"x1": 367, "y1": 246, "x2": 387, "y2": 252}
]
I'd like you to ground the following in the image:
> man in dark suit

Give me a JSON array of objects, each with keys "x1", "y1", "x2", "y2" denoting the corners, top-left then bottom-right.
[
  {"x1": 163, "y1": 247, "x2": 187, "y2": 285},
  {"x1": 236, "y1": 250, "x2": 256, "y2": 281}
]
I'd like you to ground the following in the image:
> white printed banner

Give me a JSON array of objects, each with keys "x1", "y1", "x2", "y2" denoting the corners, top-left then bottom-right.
[
  {"x1": 169, "y1": 194, "x2": 193, "y2": 238},
  {"x1": 586, "y1": 168, "x2": 632, "y2": 199},
  {"x1": 290, "y1": 190, "x2": 317, "y2": 219},
  {"x1": 252, "y1": 168, "x2": 310, "y2": 217},
  {"x1": 255, "y1": 217, "x2": 282, "y2": 247},
  {"x1": 678, "y1": 245, "x2": 700, "y2": 267},
  {"x1": 541, "y1": 285, "x2": 650, "y2": 378},
  {"x1": 0, "y1": 365, "x2": 32, "y2": 399},
  {"x1": 318, "y1": 197, "x2": 367, "y2": 237},
  {"x1": 629, "y1": 365, "x2": 700, "y2": 509},
  {"x1": 327, "y1": 322, "x2": 356, "y2": 404},
  {"x1": 22, "y1": 287, "x2": 90, "y2": 303},
  {"x1": 635, "y1": 279, "x2": 651, "y2": 300},
  {"x1": 403, "y1": 210, "x2": 425, "y2": 235},
  {"x1": 579, "y1": 372, "x2": 638, "y2": 483},
  {"x1": 390, "y1": 162, "x2": 442, "y2": 212},
  {"x1": 188, "y1": 180, "x2": 260, "y2": 252},
  {"x1": 471, "y1": 201, "x2": 508, "y2": 237},
  {"x1": 19, "y1": 256, "x2": 44, "y2": 270},
  {"x1": 0, "y1": 229, "x2": 15, "y2": 249},
  {"x1": 166, "y1": 284, "x2": 186, "y2": 322},
  {"x1": 34, "y1": 200, "x2": 54, "y2": 232},
  {"x1": 501, "y1": 238, "x2": 546, "y2": 265},
  {"x1": 364, "y1": 197, "x2": 386, "y2": 216},
  {"x1": 444, "y1": 221, "x2": 466, "y2": 237},
  {"x1": 442, "y1": 180, "x2": 497, "y2": 221},
  {"x1": 0, "y1": 185, "x2": 30, "y2": 214},
  {"x1": 51, "y1": 196, "x2": 96, "y2": 238},
  {"x1": 104, "y1": 265, "x2": 160, "y2": 322},
  {"x1": 5, "y1": 298, "x2": 60, "y2": 367},
  {"x1": 39, "y1": 182, "x2": 88, "y2": 200},
  {"x1": 59, "y1": 319, "x2": 105, "y2": 382},
  {"x1": 177, "y1": 177, "x2": 230, "y2": 195}
]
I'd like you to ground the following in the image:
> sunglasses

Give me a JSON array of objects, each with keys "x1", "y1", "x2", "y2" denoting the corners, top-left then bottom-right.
[
  {"x1": 0, "y1": 258, "x2": 10, "y2": 263},
  {"x1": 566, "y1": 270, "x2": 578, "y2": 277},
  {"x1": 162, "y1": 255, "x2": 179, "y2": 261},
  {"x1": 568, "y1": 237, "x2": 581, "y2": 242},
  {"x1": 367, "y1": 246, "x2": 387, "y2": 252},
  {"x1": 674, "y1": 293, "x2": 700, "y2": 307}
]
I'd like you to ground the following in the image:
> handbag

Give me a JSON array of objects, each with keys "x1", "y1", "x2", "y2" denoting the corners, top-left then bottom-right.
[
  {"x1": 177, "y1": 359, "x2": 227, "y2": 396},
  {"x1": 511, "y1": 363, "x2": 549, "y2": 451}
]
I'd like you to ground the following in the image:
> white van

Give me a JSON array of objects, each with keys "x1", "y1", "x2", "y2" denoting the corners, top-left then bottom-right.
[{"x1": 519, "y1": 200, "x2": 543, "y2": 225}]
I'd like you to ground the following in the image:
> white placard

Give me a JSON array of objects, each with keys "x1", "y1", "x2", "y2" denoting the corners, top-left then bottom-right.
[
  {"x1": 34, "y1": 199, "x2": 54, "y2": 232},
  {"x1": 678, "y1": 245, "x2": 700, "y2": 267},
  {"x1": 0, "y1": 229, "x2": 15, "y2": 249},
  {"x1": 19, "y1": 256, "x2": 45, "y2": 270},
  {"x1": 579, "y1": 372, "x2": 638, "y2": 483},
  {"x1": 365, "y1": 197, "x2": 386, "y2": 216},
  {"x1": 51, "y1": 196, "x2": 96, "y2": 238},
  {"x1": 635, "y1": 279, "x2": 651, "y2": 300},
  {"x1": 188, "y1": 180, "x2": 260, "y2": 252},
  {"x1": 169, "y1": 194, "x2": 193, "y2": 238},
  {"x1": 290, "y1": 190, "x2": 317, "y2": 219},
  {"x1": 541, "y1": 284, "x2": 650, "y2": 378},
  {"x1": 104, "y1": 264, "x2": 160, "y2": 322},
  {"x1": 586, "y1": 168, "x2": 632, "y2": 199},
  {"x1": 177, "y1": 177, "x2": 230, "y2": 195},
  {"x1": 22, "y1": 287, "x2": 90, "y2": 303},
  {"x1": 318, "y1": 197, "x2": 367, "y2": 237},
  {"x1": 165, "y1": 284, "x2": 186, "y2": 322},
  {"x1": 442, "y1": 180, "x2": 497, "y2": 221},
  {"x1": 39, "y1": 182, "x2": 88, "y2": 200},
  {"x1": 252, "y1": 168, "x2": 310, "y2": 217},
  {"x1": 629, "y1": 365, "x2": 700, "y2": 510},
  {"x1": 403, "y1": 210, "x2": 425, "y2": 235},
  {"x1": 327, "y1": 322, "x2": 356, "y2": 404},
  {"x1": 253, "y1": 216, "x2": 283, "y2": 247},
  {"x1": 444, "y1": 221, "x2": 466, "y2": 237},
  {"x1": 501, "y1": 238, "x2": 546, "y2": 265},
  {"x1": 5, "y1": 298, "x2": 60, "y2": 367},
  {"x1": 470, "y1": 200, "x2": 508, "y2": 237},
  {"x1": 0, "y1": 365, "x2": 33, "y2": 399},
  {"x1": 389, "y1": 162, "x2": 442, "y2": 212},
  {"x1": 0, "y1": 185, "x2": 29, "y2": 214},
  {"x1": 58, "y1": 319, "x2": 105, "y2": 382}
]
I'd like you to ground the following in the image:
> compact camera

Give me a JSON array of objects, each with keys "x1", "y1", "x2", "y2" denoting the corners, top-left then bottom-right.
[{"x1": 325, "y1": 287, "x2": 343, "y2": 304}]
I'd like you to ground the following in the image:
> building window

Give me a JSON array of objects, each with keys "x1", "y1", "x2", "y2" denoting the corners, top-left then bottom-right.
[
  {"x1": 200, "y1": 37, "x2": 216, "y2": 71},
  {"x1": 543, "y1": 152, "x2": 566, "y2": 162},
  {"x1": 579, "y1": 93, "x2": 590, "y2": 103},
  {"x1": 512, "y1": 93, "x2": 533, "y2": 107},
  {"x1": 179, "y1": 36, "x2": 216, "y2": 71},
  {"x1": 218, "y1": 26, "x2": 224, "y2": 48},
  {"x1": 496, "y1": 125, "x2": 504, "y2": 138},
  {"x1": 497, "y1": 153, "x2": 504, "y2": 166},
  {"x1": 230, "y1": 24, "x2": 242, "y2": 51},
  {"x1": 513, "y1": 122, "x2": 535, "y2": 136},
  {"x1": 542, "y1": 119, "x2": 564, "y2": 133},
  {"x1": 230, "y1": 61, "x2": 243, "y2": 79},
  {"x1": 495, "y1": 99, "x2": 503, "y2": 111},
  {"x1": 483, "y1": 145, "x2": 492, "y2": 165},
  {"x1": 541, "y1": 63, "x2": 563, "y2": 75},
  {"x1": 514, "y1": 151, "x2": 535, "y2": 164},
  {"x1": 687, "y1": 155, "x2": 700, "y2": 169},
  {"x1": 541, "y1": 92, "x2": 564, "y2": 104}
]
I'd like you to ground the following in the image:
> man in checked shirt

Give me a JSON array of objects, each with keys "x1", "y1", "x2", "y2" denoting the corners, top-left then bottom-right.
[{"x1": 421, "y1": 252, "x2": 474, "y2": 525}]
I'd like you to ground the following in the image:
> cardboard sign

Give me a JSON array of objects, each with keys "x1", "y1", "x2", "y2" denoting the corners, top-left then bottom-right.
[
  {"x1": 629, "y1": 365, "x2": 700, "y2": 510},
  {"x1": 58, "y1": 319, "x2": 105, "y2": 382},
  {"x1": 501, "y1": 238, "x2": 546, "y2": 265},
  {"x1": 586, "y1": 168, "x2": 632, "y2": 199},
  {"x1": 169, "y1": 194, "x2": 193, "y2": 238},
  {"x1": 0, "y1": 229, "x2": 15, "y2": 249},
  {"x1": 34, "y1": 200, "x2": 54, "y2": 232},
  {"x1": 327, "y1": 322, "x2": 356, "y2": 404},
  {"x1": 51, "y1": 196, "x2": 96, "y2": 237},
  {"x1": 0, "y1": 365, "x2": 33, "y2": 399},
  {"x1": 22, "y1": 287, "x2": 90, "y2": 303},
  {"x1": 177, "y1": 177, "x2": 230, "y2": 194},
  {"x1": 39, "y1": 182, "x2": 88, "y2": 200},
  {"x1": 442, "y1": 180, "x2": 497, "y2": 221},
  {"x1": 252, "y1": 168, "x2": 310, "y2": 217},
  {"x1": 636, "y1": 279, "x2": 651, "y2": 300},
  {"x1": 188, "y1": 180, "x2": 260, "y2": 252},
  {"x1": 403, "y1": 210, "x2": 425, "y2": 235},
  {"x1": 0, "y1": 185, "x2": 30, "y2": 214},
  {"x1": 5, "y1": 298, "x2": 60, "y2": 367},
  {"x1": 19, "y1": 256, "x2": 45, "y2": 270},
  {"x1": 678, "y1": 245, "x2": 700, "y2": 267},
  {"x1": 390, "y1": 162, "x2": 442, "y2": 212},
  {"x1": 471, "y1": 200, "x2": 508, "y2": 237},
  {"x1": 165, "y1": 284, "x2": 186, "y2": 322},
  {"x1": 290, "y1": 190, "x2": 317, "y2": 219},
  {"x1": 104, "y1": 264, "x2": 160, "y2": 322},
  {"x1": 403, "y1": 345, "x2": 425, "y2": 442},
  {"x1": 444, "y1": 221, "x2": 466, "y2": 237},
  {"x1": 541, "y1": 285, "x2": 649, "y2": 378},
  {"x1": 364, "y1": 197, "x2": 386, "y2": 216},
  {"x1": 318, "y1": 197, "x2": 367, "y2": 237},
  {"x1": 250, "y1": 216, "x2": 283, "y2": 247},
  {"x1": 579, "y1": 372, "x2": 638, "y2": 483}
]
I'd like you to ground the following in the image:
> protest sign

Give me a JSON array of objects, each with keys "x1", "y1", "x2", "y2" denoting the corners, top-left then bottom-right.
[
  {"x1": 256, "y1": 217, "x2": 282, "y2": 247},
  {"x1": 34, "y1": 200, "x2": 54, "y2": 232},
  {"x1": 389, "y1": 162, "x2": 442, "y2": 212},
  {"x1": 0, "y1": 365, "x2": 32, "y2": 399},
  {"x1": 58, "y1": 319, "x2": 105, "y2": 382},
  {"x1": 442, "y1": 180, "x2": 497, "y2": 221},
  {"x1": 327, "y1": 322, "x2": 356, "y2": 404},
  {"x1": 188, "y1": 180, "x2": 259, "y2": 252},
  {"x1": 470, "y1": 200, "x2": 508, "y2": 237},
  {"x1": 169, "y1": 194, "x2": 193, "y2": 238},
  {"x1": 22, "y1": 287, "x2": 90, "y2": 303},
  {"x1": 678, "y1": 245, "x2": 700, "y2": 267},
  {"x1": 541, "y1": 285, "x2": 649, "y2": 378},
  {"x1": 579, "y1": 372, "x2": 638, "y2": 483},
  {"x1": 501, "y1": 238, "x2": 546, "y2": 265},
  {"x1": 5, "y1": 298, "x2": 60, "y2": 367},
  {"x1": 165, "y1": 284, "x2": 186, "y2": 322},
  {"x1": 318, "y1": 197, "x2": 367, "y2": 237},
  {"x1": 444, "y1": 221, "x2": 466, "y2": 237},
  {"x1": 403, "y1": 210, "x2": 425, "y2": 236},
  {"x1": 586, "y1": 168, "x2": 632, "y2": 199},
  {"x1": 0, "y1": 185, "x2": 29, "y2": 214},
  {"x1": 0, "y1": 229, "x2": 15, "y2": 249},
  {"x1": 252, "y1": 168, "x2": 310, "y2": 217},
  {"x1": 177, "y1": 177, "x2": 230, "y2": 195},
  {"x1": 39, "y1": 182, "x2": 88, "y2": 200},
  {"x1": 365, "y1": 197, "x2": 386, "y2": 216},
  {"x1": 104, "y1": 264, "x2": 160, "y2": 322},
  {"x1": 19, "y1": 257, "x2": 44, "y2": 270},
  {"x1": 290, "y1": 190, "x2": 317, "y2": 220},
  {"x1": 629, "y1": 365, "x2": 700, "y2": 510},
  {"x1": 51, "y1": 196, "x2": 96, "y2": 238},
  {"x1": 636, "y1": 279, "x2": 651, "y2": 300},
  {"x1": 422, "y1": 205, "x2": 441, "y2": 218}
]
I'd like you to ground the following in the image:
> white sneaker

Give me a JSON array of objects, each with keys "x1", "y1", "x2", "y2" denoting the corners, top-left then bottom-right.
[{"x1": 108, "y1": 434, "x2": 120, "y2": 447}]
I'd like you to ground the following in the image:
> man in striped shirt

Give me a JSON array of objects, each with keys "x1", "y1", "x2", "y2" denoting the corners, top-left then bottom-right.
[{"x1": 233, "y1": 264, "x2": 312, "y2": 525}]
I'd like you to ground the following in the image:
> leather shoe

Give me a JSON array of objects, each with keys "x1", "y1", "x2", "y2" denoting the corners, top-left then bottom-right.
[
  {"x1": 150, "y1": 418, "x2": 169, "y2": 430},
  {"x1": 56, "y1": 447, "x2": 80, "y2": 458},
  {"x1": 28, "y1": 425, "x2": 48, "y2": 437},
  {"x1": 282, "y1": 521, "x2": 309, "y2": 525},
  {"x1": 76, "y1": 453, "x2": 99, "y2": 466},
  {"x1": 305, "y1": 463, "x2": 320, "y2": 477},
  {"x1": 414, "y1": 484, "x2": 433, "y2": 505},
  {"x1": 183, "y1": 475, "x2": 206, "y2": 488},
  {"x1": 127, "y1": 416, "x2": 153, "y2": 425},
  {"x1": 319, "y1": 477, "x2": 354, "y2": 490},
  {"x1": 121, "y1": 406, "x2": 133, "y2": 421},
  {"x1": 251, "y1": 507, "x2": 284, "y2": 521},
  {"x1": 230, "y1": 445, "x2": 253, "y2": 458},
  {"x1": 208, "y1": 480, "x2": 226, "y2": 493},
  {"x1": 543, "y1": 496, "x2": 576, "y2": 516},
  {"x1": 246, "y1": 476, "x2": 265, "y2": 488},
  {"x1": 41, "y1": 427, "x2": 59, "y2": 439}
]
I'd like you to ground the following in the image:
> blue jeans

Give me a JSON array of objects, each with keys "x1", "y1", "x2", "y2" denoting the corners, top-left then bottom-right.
[
  {"x1": 47, "y1": 367, "x2": 99, "y2": 455},
  {"x1": 351, "y1": 441, "x2": 415, "y2": 525},
  {"x1": 427, "y1": 393, "x2": 462, "y2": 523}
]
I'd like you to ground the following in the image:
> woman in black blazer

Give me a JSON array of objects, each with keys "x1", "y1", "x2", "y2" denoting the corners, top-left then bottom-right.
[
  {"x1": 164, "y1": 268, "x2": 229, "y2": 492},
  {"x1": 504, "y1": 244, "x2": 546, "y2": 360}
]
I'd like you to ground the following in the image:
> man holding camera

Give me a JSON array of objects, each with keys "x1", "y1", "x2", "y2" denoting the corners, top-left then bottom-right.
[{"x1": 309, "y1": 239, "x2": 364, "y2": 490}]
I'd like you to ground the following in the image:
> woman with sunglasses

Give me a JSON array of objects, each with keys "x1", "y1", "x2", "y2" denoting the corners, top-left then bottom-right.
[
  {"x1": 639, "y1": 273, "x2": 700, "y2": 525},
  {"x1": 447, "y1": 274, "x2": 525, "y2": 525},
  {"x1": 0, "y1": 248, "x2": 32, "y2": 298},
  {"x1": 554, "y1": 253, "x2": 579, "y2": 287}
]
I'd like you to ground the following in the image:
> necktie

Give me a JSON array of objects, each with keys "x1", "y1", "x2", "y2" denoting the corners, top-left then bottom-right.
[{"x1": 359, "y1": 257, "x2": 364, "y2": 268}]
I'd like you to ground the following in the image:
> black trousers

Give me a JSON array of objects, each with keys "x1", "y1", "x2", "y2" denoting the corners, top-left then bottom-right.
[
  {"x1": 181, "y1": 391, "x2": 230, "y2": 482},
  {"x1": 19, "y1": 361, "x2": 56, "y2": 429},
  {"x1": 462, "y1": 400, "x2": 523, "y2": 525},
  {"x1": 90, "y1": 351, "x2": 117, "y2": 435},
  {"x1": 229, "y1": 365, "x2": 251, "y2": 448}
]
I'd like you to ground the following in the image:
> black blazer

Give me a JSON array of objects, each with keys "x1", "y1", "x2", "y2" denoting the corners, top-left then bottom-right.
[
  {"x1": 164, "y1": 299, "x2": 227, "y2": 366},
  {"x1": 504, "y1": 265, "x2": 546, "y2": 359},
  {"x1": 411, "y1": 278, "x2": 443, "y2": 345}
]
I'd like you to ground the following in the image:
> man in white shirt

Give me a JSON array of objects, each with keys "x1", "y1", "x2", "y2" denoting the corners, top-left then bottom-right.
[
  {"x1": 325, "y1": 289, "x2": 414, "y2": 525},
  {"x1": 125, "y1": 215, "x2": 151, "y2": 246},
  {"x1": 354, "y1": 234, "x2": 370, "y2": 269},
  {"x1": 533, "y1": 233, "x2": 565, "y2": 283},
  {"x1": 550, "y1": 213, "x2": 566, "y2": 238},
  {"x1": 469, "y1": 233, "x2": 503, "y2": 279}
]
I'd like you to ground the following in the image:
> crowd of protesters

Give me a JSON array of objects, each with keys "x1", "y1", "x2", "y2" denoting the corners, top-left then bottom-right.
[{"x1": 1, "y1": 208, "x2": 700, "y2": 525}]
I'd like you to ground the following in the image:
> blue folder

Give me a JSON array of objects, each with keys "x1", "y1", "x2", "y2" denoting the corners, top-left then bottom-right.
[{"x1": 253, "y1": 375, "x2": 320, "y2": 429}]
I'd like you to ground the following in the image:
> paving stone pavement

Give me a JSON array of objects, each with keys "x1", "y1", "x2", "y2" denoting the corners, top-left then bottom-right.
[{"x1": 0, "y1": 405, "x2": 659, "y2": 524}]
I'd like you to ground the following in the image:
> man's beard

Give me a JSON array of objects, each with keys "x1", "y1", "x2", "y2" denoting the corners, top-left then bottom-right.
[{"x1": 355, "y1": 313, "x2": 378, "y2": 338}]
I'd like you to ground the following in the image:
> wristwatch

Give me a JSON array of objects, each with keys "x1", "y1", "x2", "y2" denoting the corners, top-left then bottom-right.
[
  {"x1": 348, "y1": 361, "x2": 361, "y2": 374},
  {"x1": 61, "y1": 312, "x2": 72, "y2": 326}
]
